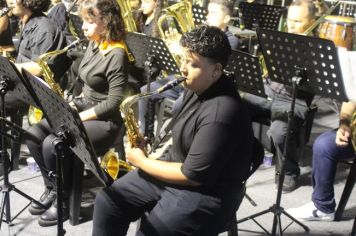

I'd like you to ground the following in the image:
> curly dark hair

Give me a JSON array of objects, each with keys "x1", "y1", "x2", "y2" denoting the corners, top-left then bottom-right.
[
  {"x1": 79, "y1": 0, "x2": 125, "y2": 41},
  {"x1": 20, "y1": 0, "x2": 50, "y2": 13},
  {"x1": 180, "y1": 25, "x2": 231, "y2": 68}
]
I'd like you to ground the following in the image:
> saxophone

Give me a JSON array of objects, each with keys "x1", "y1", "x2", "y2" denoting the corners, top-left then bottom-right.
[
  {"x1": 351, "y1": 111, "x2": 356, "y2": 151},
  {"x1": 28, "y1": 39, "x2": 82, "y2": 124},
  {"x1": 101, "y1": 76, "x2": 186, "y2": 179}
]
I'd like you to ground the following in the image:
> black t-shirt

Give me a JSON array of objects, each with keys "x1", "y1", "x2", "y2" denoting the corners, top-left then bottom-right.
[
  {"x1": 16, "y1": 13, "x2": 69, "y2": 81},
  {"x1": 160, "y1": 75, "x2": 254, "y2": 192}
]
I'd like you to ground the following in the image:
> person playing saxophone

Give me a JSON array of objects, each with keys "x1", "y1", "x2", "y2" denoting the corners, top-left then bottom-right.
[
  {"x1": 92, "y1": 25, "x2": 254, "y2": 236},
  {"x1": 4, "y1": 0, "x2": 69, "y2": 111},
  {"x1": 24, "y1": 0, "x2": 129, "y2": 227}
]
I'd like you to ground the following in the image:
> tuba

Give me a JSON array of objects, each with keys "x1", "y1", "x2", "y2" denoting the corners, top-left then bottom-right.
[
  {"x1": 157, "y1": 0, "x2": 195, "y2": 67},
  {"x1": 102, "y1": 76, "x2": 186, "y2": 179},
  {"x1": 28, "y1": 39, "x2": 82, "y2": 124},
  {"x1": 116, "y1": 0, "x2": 137, "y2": 32}
]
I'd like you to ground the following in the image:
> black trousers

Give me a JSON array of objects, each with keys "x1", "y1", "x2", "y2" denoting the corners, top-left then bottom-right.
[
  {"x1": 26, "y1": 118, "x2": 122, "y2": 192},
  {"x1": 93, "y1": 170, "x2": 245, "y2": 236}
]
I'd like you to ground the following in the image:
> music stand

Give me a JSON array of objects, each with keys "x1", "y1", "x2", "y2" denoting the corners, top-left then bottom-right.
[
  {"x1": 0, "y1": 57, "x2": 46, "y2": 231},
  {"x1": 238, "y1": 2, "x2": 285, "y2": 31},
  {"x1": 237, "y1": 28, "x2": 348, "y2": 236},
  {"x1": 225, "y1": 49, "x2": 267, "y2": 99},
  {"x1": 14, "y1": 65, "x2": 111, "y2": 235},
  {"x1": 192, "y1": 4, "x2": 207, "y2": 26},
  {"x1": 125, "y1": 32, "x2": 180, "y2": 145}
]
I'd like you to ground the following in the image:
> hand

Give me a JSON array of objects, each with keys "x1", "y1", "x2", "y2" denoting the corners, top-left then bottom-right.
[
  {"x1": 125, "y1": 145, "x2": 147, "y2": 168},
  {"x1": 335, "y1": 124, "x2": 351, "y2": 147}
]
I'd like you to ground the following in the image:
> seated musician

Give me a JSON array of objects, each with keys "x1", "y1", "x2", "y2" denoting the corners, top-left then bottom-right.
[
  {"x1": 138, "y1": 0, "x2": 240, "y2": 142},
  {"x1": 0, "y1": 0, "x2": 16, "y2": 58},
  {"x1": 92, "y1": 25, "x2": 254, "y2": 236},
  {"x1": 25, "y1": 0, "x2": 129, "y2": 227},
  {"x1": 243, "y1": 0, "x2": 339, "y2": 193},
  {"x1": 287, "y1": 101, "x2": 355, "y2": 221},
  {"x1": 5, "y1": 0, "x2": 69, "y2": 111}
]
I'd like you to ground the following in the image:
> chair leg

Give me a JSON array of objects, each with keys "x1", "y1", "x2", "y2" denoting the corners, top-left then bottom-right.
[
  {"x1": 351, "y1": 214, "x2": 356, "y2": 236},
  {"x1": 335, "y1": 159, "x2": 356, "y2": 221}
]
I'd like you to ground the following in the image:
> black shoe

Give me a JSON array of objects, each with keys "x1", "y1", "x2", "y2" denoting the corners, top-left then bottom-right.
[
  {"x1": 38, "y1": 200, "x2": 69, "y2": 227},
  {"x1": 281, "y1": 175, "x2": 299, "y2": 193},
  {"x1": 29, "y1": 188, "x2": 56, "y2": 215}
]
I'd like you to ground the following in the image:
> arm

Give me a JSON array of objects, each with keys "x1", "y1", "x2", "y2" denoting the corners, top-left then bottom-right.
[
  {"x1": 336, "y1": 101, "x2": 356, "y2": 146},
  {"x1": 0, "y1": 14, "x2": 8, "y2": 35},
  {"x1": 125, "y1": 146, "x2": 200, "y2": 186}
]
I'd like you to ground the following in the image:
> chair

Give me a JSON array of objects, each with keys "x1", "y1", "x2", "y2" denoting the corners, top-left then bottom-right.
[
  {"x1": 69, "y1": 125, "x2": 126, "y2": 225},
  {"x1": 335, "y1": 157, "x2": 356, "y2": 221},
  {"x1": 155, "y1": 97, "x2": 175, "y2": 139}
]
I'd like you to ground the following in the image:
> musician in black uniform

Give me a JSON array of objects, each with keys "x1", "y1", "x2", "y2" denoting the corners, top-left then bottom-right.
[
  {"x1": 25, "y1": 0, "x2": 129, "y2": 227},
  {"x1": 92, "y1": 25, "x2": 254, "y2": 236}
]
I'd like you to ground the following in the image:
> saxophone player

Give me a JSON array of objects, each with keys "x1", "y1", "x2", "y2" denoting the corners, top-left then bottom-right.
[
  {"x1": 93, "y1": 25, "x2": 254, "y2": 236},
  {"x1": 4, "y1": 0, "x2": 68, "y2": 109},
  {"x1": 287, "y1": 101, "x2": 355, "y2": 221},
  {"x1": 24, "y1": 0, "x2": 129, "y2": 227}
]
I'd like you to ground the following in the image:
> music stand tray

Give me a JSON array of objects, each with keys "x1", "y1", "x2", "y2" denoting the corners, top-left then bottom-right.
[
  {"x1": 225, "y1": 49, "x2": 267, "y2": 99},
  {"x1": 126, "y1": 32, "x2": 180, "y2": 76},
  {"x1": 239, "y1": 2, "x2": 285, "y2": 31}
]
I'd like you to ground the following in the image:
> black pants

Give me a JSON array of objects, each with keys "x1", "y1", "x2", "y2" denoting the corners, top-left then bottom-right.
[
  {"x1": 26, "y1": 118, "x2": 123, "y2": 191},
  {"x1": 93, "y1": 170, "x2": 245, "y2": 236}
]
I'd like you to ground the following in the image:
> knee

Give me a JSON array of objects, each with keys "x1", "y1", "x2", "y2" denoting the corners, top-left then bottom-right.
[{"x1": 269, "y1": 121, "x2": 286, "y2": 147}]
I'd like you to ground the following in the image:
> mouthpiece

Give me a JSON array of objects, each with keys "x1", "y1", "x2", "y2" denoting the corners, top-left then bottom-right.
[
  {"x1": 0, "y1": 7, "x2": 12, "y2": 18},
  {"x1": 64, "y1": 39, "x2": 85, "y2": 50},
  {"x1": 156, "y1": 77, "x2": 186, "y2": 94}
]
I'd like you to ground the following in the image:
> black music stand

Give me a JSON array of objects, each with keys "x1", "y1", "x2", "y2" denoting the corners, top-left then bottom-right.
[
  {"x1": 225, "y1": 49, "x2": 267, "y2": 99},
  {"x1": 125, "y1": 32, "x2": 180, "y2": 145},
  {"x1": 0, "y1": 57, "x2": 47, "y2": 231},
  {"x1": 237, "y1": 28, "x2": 348, "y2": 236},
  {"x1": 238, "y1": 2, "x2": 285, "y2": 31},
  {"x1": 7, "y1": 62, "x2": 110, "y2": 235},
  {"x1": 192, "y1": 4, "x2": 207, "y2": 26}
]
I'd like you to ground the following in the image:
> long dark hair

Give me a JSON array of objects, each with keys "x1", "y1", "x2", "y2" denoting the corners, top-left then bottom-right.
[
  {"x1": 79, "y1": 0, "x2": 126, "y2": 41},
  {"x1": 135, "y1": 0, "x2": 164, "y2": 38},
  {"x1": 20, "y1": 0, "x2": 50, "y2": 13}
]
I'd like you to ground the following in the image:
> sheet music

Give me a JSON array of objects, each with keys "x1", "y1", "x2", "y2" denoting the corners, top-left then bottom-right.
[{"x1": 338, "y1": 47, "x2": 356, "y2": 102}]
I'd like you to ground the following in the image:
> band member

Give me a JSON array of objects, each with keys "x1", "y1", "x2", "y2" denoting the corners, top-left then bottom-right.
[
  {"x1": 243, "y1": 0, "x2": 317, "y2": 192},
  {"x1": 0, "y1": 0, "x2": 15, "y2": 57},
  {"x1": 135, "y1": 0, "x2": 164, "y2": 37},
  {"x1": 5, "y1": 0, "x2": 68, "y2": 110},
  {"x1": 138, "y1": 0, "x2": 240, "y2": 142},
  {"x1": 92, "y1": 25, "x2": 254, "y2": 236},
  {"x1": 47, "y1": 0, "x2": 67, "y2": 32},
  {"x1": 287, "y1": 101, "x2": 355, "y2": 221},
  {"x1": 25, "y1": 0, "x2": 129, "y2": 226}
]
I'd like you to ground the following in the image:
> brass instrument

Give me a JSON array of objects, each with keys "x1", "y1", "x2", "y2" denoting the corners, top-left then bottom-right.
[
  {"x1": 157, "y1": 0, "x2": 195, "y2": 67},
  {"x1": 28, "y1": 39, "x2": 82, "y2": 124},
  {"x1": 303, "y1": 1, "x2": 342, "y2": 36},
  {"x1": 116, "y1": 0, "x2": 137, "y2": 32},
  {"x1": 351, "y1": 111, "x2": 356, "y2": 151},
  {"x1": 102, "y1": 76, "x2": 186, "y2": 179}
]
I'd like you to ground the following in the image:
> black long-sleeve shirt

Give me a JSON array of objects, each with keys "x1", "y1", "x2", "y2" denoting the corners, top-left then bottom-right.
[{"x1": 78, "y1": 41, "x2": 128, "y2": 122}]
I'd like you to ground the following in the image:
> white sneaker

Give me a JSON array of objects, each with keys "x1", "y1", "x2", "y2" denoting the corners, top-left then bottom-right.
[{"x1": 286, "y1": 202, "x2": 335, "y2": 222}]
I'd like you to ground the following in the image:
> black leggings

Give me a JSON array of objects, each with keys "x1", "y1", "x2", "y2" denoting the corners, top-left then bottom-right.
[{"x1": 26, "y1": 118, "x2": 123, "y2": 191}]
